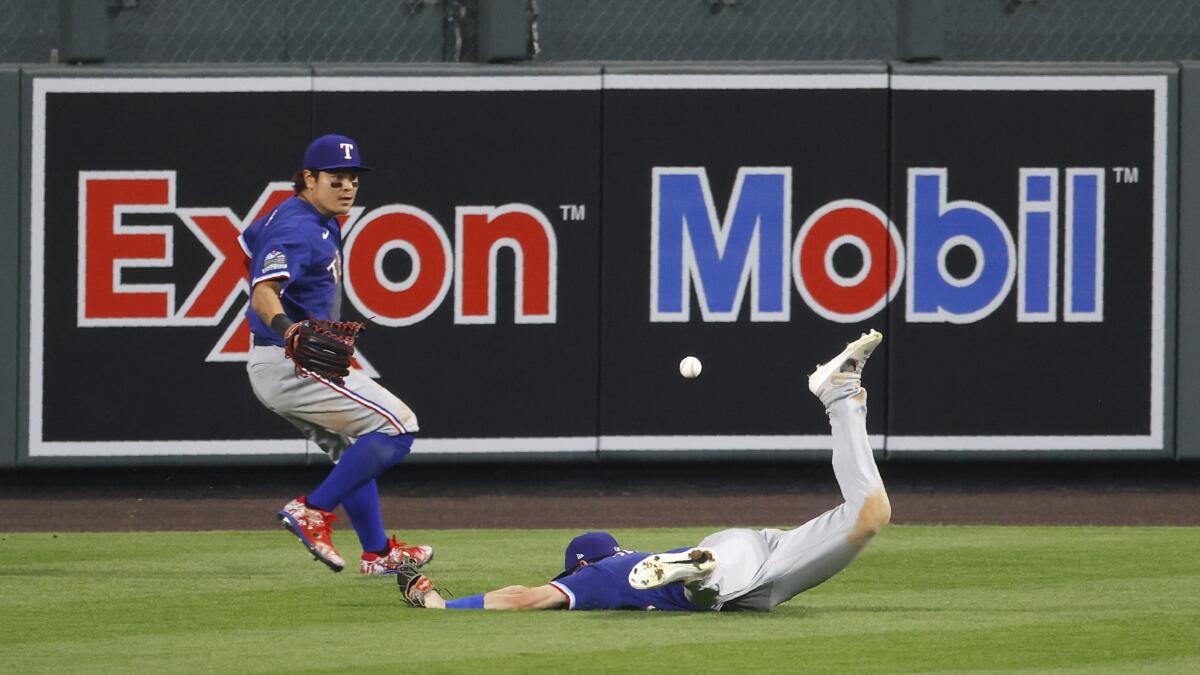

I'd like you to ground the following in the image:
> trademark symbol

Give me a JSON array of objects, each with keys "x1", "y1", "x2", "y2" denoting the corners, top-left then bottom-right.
[
  {"x1": 559, "y1": 204, "x2": 586, "y2": 221},
  {"x1": 1112, "y1": 167, "x2": 1139, "y2": 184}
]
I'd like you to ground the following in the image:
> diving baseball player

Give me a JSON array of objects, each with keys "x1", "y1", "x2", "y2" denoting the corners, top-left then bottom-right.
[
  {"x1": 242, "y1": 134, "x2": 432, "y2": 575},
  {"x1": 397, "y1": 331, "x2": 891, "y2": 610}
]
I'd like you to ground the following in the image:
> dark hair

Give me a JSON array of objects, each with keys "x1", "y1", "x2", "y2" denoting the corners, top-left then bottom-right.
[{"x1": 292, "y1": 169, "x2": 312, "y2": 195}]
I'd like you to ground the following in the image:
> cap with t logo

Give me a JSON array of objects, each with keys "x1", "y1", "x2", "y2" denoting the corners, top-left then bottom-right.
[
  {"x1": 303, "y1": 134, "x2": 372, "y2": 172},
  {"x1": 552, "y1": 531, "x2": 621, "y2": 580}
]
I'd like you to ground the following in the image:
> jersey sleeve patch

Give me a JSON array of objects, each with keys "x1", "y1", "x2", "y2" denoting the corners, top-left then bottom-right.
[{"x1": 261, "y1": 249, "x2": 288, "y2": 275}]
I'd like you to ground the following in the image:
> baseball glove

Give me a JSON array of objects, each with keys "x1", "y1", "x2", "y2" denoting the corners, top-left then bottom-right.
[
  {"x1": 283, "y1": 319, "x2": 364, "y2": 385},
  {"x1": 396, "y1": 561, "x2": 435, "y2": 608}
]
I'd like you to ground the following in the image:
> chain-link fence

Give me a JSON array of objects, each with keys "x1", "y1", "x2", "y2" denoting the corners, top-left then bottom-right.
[
  {"x1": 2, "y1": 0, "x2": 1200, "y2": 65},
  {"x1": 944, "y1": 0, "x2": 1200, "y2": 61},
  {"x1": 0, "y1": 0, "x2": 58, "y2": 63},
  {"x1": 0, "y1": 0, "x2": 446, "y2": 64},
  {"x1": 106, "y1": 0, "x2": 444, "y2": 63},
  {"x1": 536, "y1": 0, "x2": 897, "y2": 61}
]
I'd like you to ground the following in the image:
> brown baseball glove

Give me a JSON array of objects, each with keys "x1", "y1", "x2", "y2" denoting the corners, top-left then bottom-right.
[
  {"x1": 283, "y1": 319, "x2": 364, "y2": 385},
  {"x1": 396, "y1": 561, "x2": 436, "y2": 608}
]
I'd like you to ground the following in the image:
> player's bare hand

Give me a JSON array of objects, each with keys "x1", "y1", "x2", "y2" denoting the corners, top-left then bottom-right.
[{"x1": 423, "y1": 589, "x2": 446, "y2": 609}]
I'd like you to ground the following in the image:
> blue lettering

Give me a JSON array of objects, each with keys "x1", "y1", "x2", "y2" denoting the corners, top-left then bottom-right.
[
  {"x1": 906, "y1": 169, "x2": 1015, "y2": 323},
  {"x1": 1065, "y1": 169, "x2": 1105, "y2": 321},
  {"x1": 1018, "y1": 170, "x2": 1057, "y2": 321},
  {"x1": 651, "y1": 167, "x2": 790, "y2": 322}
]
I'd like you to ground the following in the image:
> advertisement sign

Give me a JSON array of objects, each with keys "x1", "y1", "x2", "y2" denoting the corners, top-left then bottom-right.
[
  {"x1": 600, "y1": 72, "x2": 1167, "y2": 452},
  {"x1": 886, "y1": 75, "x2": 1167, "y2": 450},
  {"x1": 28, "y1": 75, "x2": 602, "y2": 457},
  {"x1": 599, "y1": 73, "x2": 892, "y2": 450},
  {"x1": 26, "y1": 70, "x2": 1169, "y2": 459}
]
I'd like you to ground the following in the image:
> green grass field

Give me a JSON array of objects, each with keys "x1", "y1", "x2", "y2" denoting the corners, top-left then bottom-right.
[{"x1": 2, "y1": 526, "x2": 1198, "y2": 673}]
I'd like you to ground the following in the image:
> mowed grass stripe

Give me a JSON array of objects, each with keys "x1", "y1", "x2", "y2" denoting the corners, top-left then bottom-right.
[
  {"x1": 422, "y1": 613, "x2": 1200, "y2": 674},
  {"x1": 1, "y1": 526, "x2": 1197, "y2": 674}
]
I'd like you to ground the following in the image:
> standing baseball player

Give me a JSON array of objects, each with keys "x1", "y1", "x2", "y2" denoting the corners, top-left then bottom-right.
[
  {"x1": 242, "y1": 133, "x2": 432, "y2": 575},
  {"x1": 398, "y1": 331, "x2": 890, "y2": 609}
]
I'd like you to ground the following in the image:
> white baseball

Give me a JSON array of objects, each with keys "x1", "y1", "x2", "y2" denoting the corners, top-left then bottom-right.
[{"x1": 679, "y1": 356, "x2": 703, "y2": 379}]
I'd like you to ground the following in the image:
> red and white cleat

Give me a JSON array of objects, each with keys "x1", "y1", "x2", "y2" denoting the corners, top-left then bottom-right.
[
  {"x1": 360, "y1": 536, "x2": 435, "y2": 575},
  {"x1": 278, "y1": 496, "x2": 345, "y2": 573}
]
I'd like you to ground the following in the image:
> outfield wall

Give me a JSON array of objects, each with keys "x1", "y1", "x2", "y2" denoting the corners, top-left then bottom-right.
[{"x1": 1, "y1": 61, "x2": 1192, "y2": 467}]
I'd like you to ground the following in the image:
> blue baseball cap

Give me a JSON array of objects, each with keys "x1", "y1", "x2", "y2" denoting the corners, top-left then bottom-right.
[
  {"x1": 552, "y1": 531, "x2": 621, "y2": 580},
  {"x1": 303, "y1": 133, "x2": 371, "y2": 172}
]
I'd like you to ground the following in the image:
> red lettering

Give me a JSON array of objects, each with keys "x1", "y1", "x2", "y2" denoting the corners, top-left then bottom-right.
[
  {"x1": 177, "y1": 211, "x2": 249, "y2": 320},
  {"x1": 206, "y1": 311, "x2": 253, "y2": 362},
  {"x1": 343, "y1": 206, "x2": 452, "y2": 327},
  {"x1": 793, "y1": 200, "x2": 903, "y2": 323},
  {"x1": 80, "y1": 173, "x2": 174, "y2": 322},
  {"x1": 178, "y1": 187, "x2": 291, "y2": 322},
  {"x1": 455, "y1": 205, "x2": 557, "y2": 324}
]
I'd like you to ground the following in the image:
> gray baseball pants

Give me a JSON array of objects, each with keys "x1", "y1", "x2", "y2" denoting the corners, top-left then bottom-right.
[
  {"x1": 696, "y1": 389, "x2": 884, "y2": 611},
  {"x1": 246, "y1": 344, "x2": 419, "y2": 461}
]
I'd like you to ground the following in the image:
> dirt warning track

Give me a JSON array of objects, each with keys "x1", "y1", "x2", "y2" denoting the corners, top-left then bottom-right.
[{"x1": 2, "y1": 461, "x2": 1197, "y2": 532}]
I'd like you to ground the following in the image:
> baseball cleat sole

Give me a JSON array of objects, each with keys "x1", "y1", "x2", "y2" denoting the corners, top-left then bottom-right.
[
  {"x1": 278, "y1": 511, "x2": 345, "y2": 573},
  {"x1": 628, "y1": 547, "x2": 718, "y2": 590}
]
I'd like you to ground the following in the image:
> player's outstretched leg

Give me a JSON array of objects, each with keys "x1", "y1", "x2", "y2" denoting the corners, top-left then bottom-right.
[
  {"x1": 282, "y1": 432, "x2": 431, "y2": 574},
  {"x1": 809, "y1": 330, "x2": 887, "y2": 516},
  {"x1": 628, "y1": 547, "x2": 719, "y2": 590},
  {"x1": 712, "y1": 331, "x2": 890, "y2": 610}
]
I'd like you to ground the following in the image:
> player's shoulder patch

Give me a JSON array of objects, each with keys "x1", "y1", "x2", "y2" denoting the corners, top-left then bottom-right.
[{"x1": 261, "y1": 249, "x2": 288, "y2": 274}]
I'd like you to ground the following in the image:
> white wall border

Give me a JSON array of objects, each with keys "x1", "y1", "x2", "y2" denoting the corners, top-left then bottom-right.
[
  {"x1": 30, "y1": 437, "x2": 600, "y2": 457},
  {"x1": 604, "y1": 73, "x2": 888, "y2": 90},
  {"x1": 314, "y1": 75, "x2": 602, "y2": 92}
]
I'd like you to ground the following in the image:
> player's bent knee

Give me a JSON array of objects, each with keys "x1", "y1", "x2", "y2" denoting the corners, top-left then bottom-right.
[
  {"x1": 847, "y1": 488, "x2": 891, "y2": 549},
  {"x1": 355, "y1": 431, "x2": 414, "y2": 471}
]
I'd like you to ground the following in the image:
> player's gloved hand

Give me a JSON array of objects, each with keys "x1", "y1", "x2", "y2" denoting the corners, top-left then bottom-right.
[
  {"x1": 282, "y1": 319, "x2": 364, "y2": 386},
  {"x1": 396, "y1": 562, "x2": 435, "y2": 608}
]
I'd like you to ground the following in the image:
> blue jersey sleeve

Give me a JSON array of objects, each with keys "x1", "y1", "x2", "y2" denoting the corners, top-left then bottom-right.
[
  {"x1": 248, "y1": 223, "x2": 310, "y2": 292},
  {"x1": 550, "y1": 565, "x2": 619, "y2": 610}
]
